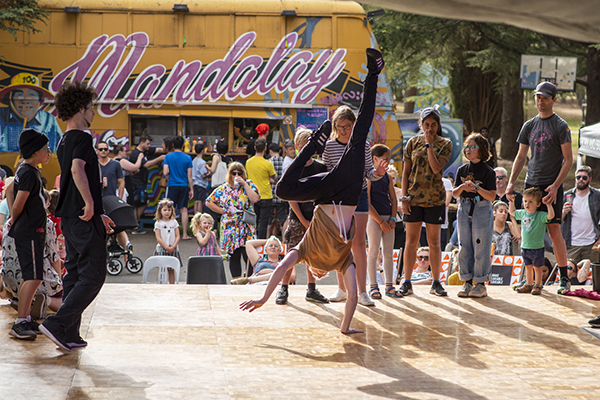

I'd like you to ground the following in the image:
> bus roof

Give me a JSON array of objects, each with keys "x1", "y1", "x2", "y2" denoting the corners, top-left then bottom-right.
[{"x1": 39, "y1": 0, "x2": 367, "y2": 15}]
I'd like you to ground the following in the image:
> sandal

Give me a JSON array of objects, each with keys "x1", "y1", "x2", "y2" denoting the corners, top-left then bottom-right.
[
  {"x1": 516, "y1": 284, "x2": 533, "y2": 293},
  {"x1": 531, "y1": 285, "x2": 543, "y2": 295},
  {"x1": 369, "y1": 286, "x2": 382, "y2": 300},
  {"x1": 385, "y1": 286, "x2": 403, "y2": 298}
]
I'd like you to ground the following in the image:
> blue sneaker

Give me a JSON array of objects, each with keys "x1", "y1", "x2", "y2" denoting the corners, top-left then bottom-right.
[{"x1": 557, "y1": 277, "x2": 571, "y2": 295}]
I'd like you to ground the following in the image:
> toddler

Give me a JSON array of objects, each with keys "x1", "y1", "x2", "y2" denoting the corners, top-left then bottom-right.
[{"x1": 191, "y1": 212, "x2": 222, "y2": 256}]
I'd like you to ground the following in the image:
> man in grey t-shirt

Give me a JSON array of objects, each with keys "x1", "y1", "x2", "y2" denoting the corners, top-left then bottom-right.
[{"x1": 506, "y1": 81, "x2": 573, "y2": 294}]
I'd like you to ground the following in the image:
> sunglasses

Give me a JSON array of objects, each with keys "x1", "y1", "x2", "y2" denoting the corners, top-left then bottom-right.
[
  {"x1": 463, "y1": 145, "x2": 480, "y2": 151},
  {"x1": 417, "y1": 256, "x2": 429, "y2": 261},
  {"x1": 98, "y1": 148, "x2": 109, "y2": 151},
  {"x1": 576, "y1": 175, "x2": 589, "y2": 181},
  {"x1": 567, "y1": 266, "x2": 574, "y2": 270},
  {"x1": 231, "y1": 171, "x2": 243, "y2": 176},
  {"x1": 496, "y1": 175, "x2": 506, "y2": 180}
]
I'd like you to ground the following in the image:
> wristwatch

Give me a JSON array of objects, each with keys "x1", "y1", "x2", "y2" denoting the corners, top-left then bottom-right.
[{"x1": 424, "y1": 143, "x2": 431, "y2": 149}]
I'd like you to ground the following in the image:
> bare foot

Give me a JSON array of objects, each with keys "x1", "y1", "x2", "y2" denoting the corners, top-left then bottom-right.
[{"x1": 341, "y1": 328, "x2": 363, "y2": 335}]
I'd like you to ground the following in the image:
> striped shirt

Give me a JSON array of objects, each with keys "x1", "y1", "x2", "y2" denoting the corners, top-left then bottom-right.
[{"x1": 322, "y1": 138, "x2": 381, "y2": 190}]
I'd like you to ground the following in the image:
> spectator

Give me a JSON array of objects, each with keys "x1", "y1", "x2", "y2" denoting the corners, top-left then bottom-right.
[
  {"x1": 5, "y1": 129, "x2": 50, "y2": 340},
  {"x1": 246, "y1": 137, "x2": 276, "y2": 239},
  {"x1": 495, "y1": 167, "x2": 523, "y2": 209},
  {"x1": 40, "y1": 81, "x2": 115, "y2": 351},
  {"x1": 191, "y1": 212, "x2": 221, "y2": 256},
  {"x1": 479, "y1": 127, "x2": 497, "y2": 168},
  {"x1": 492, "y1": 201, "x2": 520, "y2": 256},
  {"x1": 561, "y1": 165, "x2": 600, "y2": 264},
  {"x1": 97, "y1": 141, "x2": 124, "y2": 199},
  {"x1": 268, "y1": 142, "x2": 288, "y2": 238},
  {"x1": 282, "y1": 139, "x2": 296, "y2": 173},
  {"x1": 163, "y1": 136, "x2": 193, "y2": 240},
  {"x1": 153, "y1": 199, "x2": 182, "y2": 284},
  {"x1": 128, "y1": 133, "x2": 165, "y2": 233},
  {"x1": 0, "y1": 177, "x2": 14, "y2": 227},
  {"x1": 192, "y1": 142, "x2": 210, "y2": 214},
  {"x1": 231, "y1": 237, "x2": 283, "y2": 285},
  {"x1": 400, "y1": 247, "x2": 433, "y2": 285},
  {"x1": 112, "y1": 143, "x2": 143, "y2": 204},
  {"x1": 208, "y1": 140, "x2": 232, "y2": 236},
  {"x1": 567, "y1": 258, "x2": 591, "y2": 286},
  {"x1": 205, "y1": 162, "x2": 260, "y2": 278}
]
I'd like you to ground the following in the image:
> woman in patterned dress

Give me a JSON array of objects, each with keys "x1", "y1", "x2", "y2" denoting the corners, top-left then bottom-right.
[{"x1": 206, "y1": 162, "x2": 260, "y2": 278}]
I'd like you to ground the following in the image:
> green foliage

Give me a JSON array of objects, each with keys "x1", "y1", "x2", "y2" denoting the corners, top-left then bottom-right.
[{"x1": 0, "y1": 0, "x2": 48, "y2": 40}]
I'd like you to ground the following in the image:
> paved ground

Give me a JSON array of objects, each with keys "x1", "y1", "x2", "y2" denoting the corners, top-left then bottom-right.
[{"x1": 105, "y1": 226, "x2": 339, "y2": 287}]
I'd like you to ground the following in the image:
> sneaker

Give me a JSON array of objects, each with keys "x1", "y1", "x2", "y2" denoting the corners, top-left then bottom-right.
[
  {"x1": 457, "y1": 282, "x2": 473, "y2": 298},
  {"x1": 366, "y1": 48, "x2": 385, "y2": 75},
  {"x1": 275, "y1": 286, "x2": 289, "y2": 305},
  {"x1": 310, "y1": 120, "x2": 332, "y2": 155},
  {"x1": 306, "y1": 289, "x2": 329, "y2": 304},
  {"x1": 329, "y1": 288, "x2": 347, "y2": 302},
  {"x1": 557, "y1": 277, "x2": 571, "y2": 295},
  {"x1": 231, "y1": 277, "x2": 250, "y2": 285},
  {"x1": 127, "y1": 242, "x2": 133, "y2": 252},
  {"x1": 30, "y1": 293, "x2": 47, "y2": 320},
  {"x1": 66, "y1": 337, "x2": 88, "y2": 348},
  {"x1": 9, "y1": 321, "x2": 37, "y2": 340},
  {"x1": 516, "y1": 284, "x2": 533, "y2": 293},
  {"x1": 358, "y1": 292, "x2": 375, "y2": 306},
  {"x1": 469, "y1": 283, "x2": 487, "y2": 298},
  {"x1": 531, "y1": 285, "x2": 543, "y2": 295},
  {"x1": 28, "y1": 319, "x2": 41, "y2": 334},
  {"x1": 430, "y1": 281, "x2": 448, "y2": 297},
  {"x1": 39, "y1": 322, "x2": 71, "y2": 352},
  {"x1": 399, "y1": 280, "x2": 413, "y2": 296},
  {"x1": 130, "y1": 228, "x2": 146, "y2": 235},
  {"x1": 512, "y1": 279, "x2": 527, "y2": 291},
  {"x1": 589, "y1": 316, "x2": 600, "y2": 328}
]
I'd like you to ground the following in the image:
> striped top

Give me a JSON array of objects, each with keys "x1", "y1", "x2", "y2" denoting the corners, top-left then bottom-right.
[{"x1": 322, "y1": 138, "x2": 380, "y2": 190}]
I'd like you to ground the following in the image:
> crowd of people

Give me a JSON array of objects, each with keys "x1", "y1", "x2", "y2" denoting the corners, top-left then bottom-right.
[{"x1": 3, "y1": 52, "x2": 600, "y2": 347}]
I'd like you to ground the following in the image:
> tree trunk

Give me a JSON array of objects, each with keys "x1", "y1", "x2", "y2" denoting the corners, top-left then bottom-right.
[
  {"x1": 403, "y1": 87, "x2": 417, "y2": 114},
  {"x1": 586, "y1": 46, "x2": 600, "y2": 126},
  {"x1": 500, "y1": 72, "x2": 524, "y2": 160}
]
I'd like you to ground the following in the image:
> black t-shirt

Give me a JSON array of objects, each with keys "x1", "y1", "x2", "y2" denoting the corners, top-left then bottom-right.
[
  {"x1": 55, "y1": 129, "x2": 104, "y2": 218},
  {"x1": 9, "y1": 163, "x2": 46, "y2": 239},
  {"x1": 496, "y1": 191, "x2": 523, "y2": 210},
  {"x1": 129, "y1": 146, "x2": 157, "y2": 188},
  {"x1": 288, "y1": 160, "x2": 327, "y2": 222},
  {"x1": 455, "y1": 161, "x2": 496, "y2": 199}
]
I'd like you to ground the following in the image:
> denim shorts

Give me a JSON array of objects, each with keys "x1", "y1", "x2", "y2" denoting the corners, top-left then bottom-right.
[
  {"x1": 355, "y1": 189, "x2": 369, "y2": 214},
  {"x1": 521, "y1": 248, "x2": 545, "y2": 268}
]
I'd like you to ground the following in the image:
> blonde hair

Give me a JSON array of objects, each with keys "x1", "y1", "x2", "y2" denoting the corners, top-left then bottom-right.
[
  {"x1": 266, "y1": 235, "x2": 283, "y2": 253},
  {"x1": 155, "y1": 198, "x2": 176, "y2": 221},
  {"x1": 191, "y1": 212, "x2": 214, "y2": 235},
  {"x1": 294, "y1": 127, "x2": 312, "y2": 147}
]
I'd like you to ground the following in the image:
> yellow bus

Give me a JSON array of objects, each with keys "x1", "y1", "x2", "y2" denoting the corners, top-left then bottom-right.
[{"x1": 0, "y1": 0, "x2": 402, "y2": 208}]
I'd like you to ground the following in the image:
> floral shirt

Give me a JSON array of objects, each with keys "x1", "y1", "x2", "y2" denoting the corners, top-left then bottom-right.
[
  {"x1": 404, "y1": 134, "x2": 452, "y2": 207},
  {"x1": 206, "y1": 181, "x2": 258, "y2": 255}
]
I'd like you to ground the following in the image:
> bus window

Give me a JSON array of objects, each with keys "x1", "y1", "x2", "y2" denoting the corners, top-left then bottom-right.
[{"x1": 131, "y1": 116, "x2": 177, "y2": 147}]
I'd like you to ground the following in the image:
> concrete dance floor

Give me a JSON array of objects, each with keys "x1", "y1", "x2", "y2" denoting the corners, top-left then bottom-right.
[{"x1": 2, "y1": 284, "x2": 600, "y2": 399}]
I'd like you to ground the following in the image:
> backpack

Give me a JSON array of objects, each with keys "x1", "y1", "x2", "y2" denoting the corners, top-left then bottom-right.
[{"x1": 211, "y1": 155, "x2": 229, "y2": 187}]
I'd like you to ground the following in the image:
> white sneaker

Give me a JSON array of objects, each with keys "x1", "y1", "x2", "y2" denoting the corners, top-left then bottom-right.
[
  {"x1": 329, "y1": 288, "x2": 347, "y2": 302},
  {"x1": 358, "y1": 292, "x2": 375, "y2": 306}
]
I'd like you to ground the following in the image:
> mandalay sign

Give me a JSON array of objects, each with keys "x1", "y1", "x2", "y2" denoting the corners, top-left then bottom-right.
[{"x1": 49, "y1": 31, "x2": 348, "y2": 118}]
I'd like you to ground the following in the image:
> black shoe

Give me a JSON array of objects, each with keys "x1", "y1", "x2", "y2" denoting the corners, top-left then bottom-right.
[
  {"x1": 275, "y1": 286, "x2": 289, "y2": 305},
  {"x1": 305, "y1": 289, "x2": 330, "y2": 304},
  {"x1": 310, "y1": 120, "x2": 332, "y2": 155},
  {"x1": 430, "y1": 281, "x2": 448, "y2": 297},
  {"x1": 67, "y1": 337, "x2": 88, "y2": 348},
  {"x1": 9, "y1": 321, "x2": 37, "y2": 340},
  {"x1": 39, "y1": 322, "x2": 71, "y2": 352},
  {"x1": 399, "y1": 280, "x2": 413, "y2": 296},
  {"x1": 366, "y1": 48, "x2": 385, "y2": 75},
  {"x1": 589, "y1": 316, "x2": 600, "y2": 328},
  {"x1": 28, "y1": 319, "x2": 41, "y2": 334}
]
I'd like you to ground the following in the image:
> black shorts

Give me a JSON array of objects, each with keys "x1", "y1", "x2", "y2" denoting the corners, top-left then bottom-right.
[
  {"x1": 403, "y1": 204, "x2": 445, "y2": 225},
  {"x1": 193, "y1": 185, "x2": 208, "y2": 203},
  {"x1": 15, "y1": 235, "x2": 45, "y2": 281},
  {"x1": 524, "y1": 182, "x2": 563, "y2": 224},
  {"x1": 166, "y1": 186, "x2": 190, "y2": 210}
]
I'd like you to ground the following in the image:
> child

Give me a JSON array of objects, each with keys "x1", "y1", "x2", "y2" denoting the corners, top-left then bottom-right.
[
  {"x1": 6, "y1": 129, "x2": 50, "y2": 340},
  {"x1": 191, "y1": 212, "x2": 222, "y2": 256},
  {"x1": 492, "y1": 200, "x2": 520, "y2": 256},
  {"x1": 366, "y1": 144, "x2": 400, "y2": 299},
  {"x1": 192, "y1": 142, "x2": 211, "y2": 214},
  {"x1": 154, "y1": 198, "x2": 182, "y2": 284},
  {"x1": 453, "y1": 133, "x2": 496, "y2": 298},
  {"x1": 240, "y1": 48, "x2": 386, "y2": 334},
  {"x1": 510, "y1": 187, "x2": 555, "y2": 295}
]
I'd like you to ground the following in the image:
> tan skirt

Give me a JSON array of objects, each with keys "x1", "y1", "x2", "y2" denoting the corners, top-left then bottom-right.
[{"x1": 294, "y1": 206, "x2": 356, "y2": 275}]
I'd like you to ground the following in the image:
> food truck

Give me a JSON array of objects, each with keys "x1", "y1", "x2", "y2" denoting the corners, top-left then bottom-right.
[{"x1": 0, "y1": 0, "x2": 402, "y2": 211}]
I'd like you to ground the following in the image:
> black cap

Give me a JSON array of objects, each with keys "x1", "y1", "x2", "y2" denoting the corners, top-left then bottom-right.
[
  {"x1": 534, "y1": 82, "x2": 557, "y2": 98},
  {"x1": 19, "y1": 129, "x2": 49, "y2": 159}
]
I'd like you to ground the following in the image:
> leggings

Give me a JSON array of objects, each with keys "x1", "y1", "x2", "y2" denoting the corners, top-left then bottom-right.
[
  {"x1": 276, "y1": 72, "x2": 379, "y2": 206},
  {"x1": 229, "y1": 246, "x2": 248, "y2": 278},
  {"x1": 366, "y1": 215, "x2": 395, "y2": 287}
]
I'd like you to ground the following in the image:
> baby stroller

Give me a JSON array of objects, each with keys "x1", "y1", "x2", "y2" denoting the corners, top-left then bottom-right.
[{"x1": 103, "y1": 195, "x2": 144, "y2": 276}]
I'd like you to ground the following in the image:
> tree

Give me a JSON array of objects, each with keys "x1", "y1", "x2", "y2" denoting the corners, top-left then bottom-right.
[{"x1": 0, "y1": 0, "x2": 48, "y2": 40}]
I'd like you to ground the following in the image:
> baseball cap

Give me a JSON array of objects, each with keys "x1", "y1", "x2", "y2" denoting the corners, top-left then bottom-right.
[{"x1": 534, "y1": 82, "x2": 557, "y2": 98}]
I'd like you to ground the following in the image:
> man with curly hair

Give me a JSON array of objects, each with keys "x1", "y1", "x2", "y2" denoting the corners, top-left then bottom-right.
[{"x1": 39, "y1": 81, "x2": 115, "y2": 351}]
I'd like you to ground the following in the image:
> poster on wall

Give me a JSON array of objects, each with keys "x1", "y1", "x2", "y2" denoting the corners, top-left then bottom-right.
[{"x1": 296, "y1": 108, "x2": 329, "y2": 131}]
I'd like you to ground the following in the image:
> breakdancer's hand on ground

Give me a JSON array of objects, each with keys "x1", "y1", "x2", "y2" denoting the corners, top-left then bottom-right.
[{"x1": 240, "y1": 298, "x2": 266, "y2": 312}]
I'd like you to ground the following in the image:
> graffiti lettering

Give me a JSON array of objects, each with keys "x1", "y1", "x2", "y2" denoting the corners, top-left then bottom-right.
[
  {"x1": 319, "y1": 90, "x2": 388, "y2": 107},
  {"x1": 50, "y1": 32, "x2": 347, "y2": 118}
]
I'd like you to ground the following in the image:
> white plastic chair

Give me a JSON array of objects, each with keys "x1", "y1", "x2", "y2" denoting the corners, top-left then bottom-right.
[{"x1": 142, "y1": 256, "x2": 181, "y2": 284}]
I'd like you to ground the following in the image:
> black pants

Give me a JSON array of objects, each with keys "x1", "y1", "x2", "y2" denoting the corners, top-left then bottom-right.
[
  {"x1": 276, "y1": 72, "x2": 378, "y2": 206},
  {"x1": 229, "y1": 246, "x2": 249, "y2": 278},
  {"x1": 44, "y1": 215, "x2": 107, "y2": 341},
  {"x1": 255, "y1": 199, "x2": 273, "y2": 239}
]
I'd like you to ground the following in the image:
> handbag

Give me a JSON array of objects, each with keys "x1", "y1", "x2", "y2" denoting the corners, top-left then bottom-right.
[
  {"x1": 242, "y1": 208, "x2": 256, "y2": 225},
  {"x1": 159, "y1": 176, "x2": 168, "y2": 188}
]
